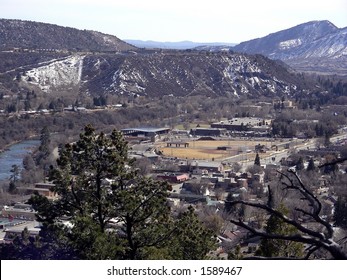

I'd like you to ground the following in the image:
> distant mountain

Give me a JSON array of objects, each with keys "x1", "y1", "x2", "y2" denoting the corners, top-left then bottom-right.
[
  {"x1": 232, "y1": 20, "x2": 347, "y2": 75},
  {"x1": 0, "y1": 18, "x2": 136, "y2": 52},
  {"x1": 124, "y1": 40, "x2": 236, "y2": 50}
]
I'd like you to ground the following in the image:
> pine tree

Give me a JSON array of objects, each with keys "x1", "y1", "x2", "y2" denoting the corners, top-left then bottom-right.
[
  {"x1": 296, "y1": 157, "x2": 304, "y2": 171},
  {"x1": 39, "y1": 126, "x2": 50, "y2": 154},
  {"x1": 9, "y1": 164, "x2": 20, "y2": 193},
  {"x1": 36, "y1": 126, "x2": 51, "y2": 167},
  {"x1": 257, "y1": 204, "x2": 304, "y2": 258},
  {"x1": 334, "y1": 196, "x2": 347, "y2": 229},
  {"x1": 10, "y1": 164, "x2": 20, "y2": 183},
  {"x1": 26, "y1": 125, "x2": 216, "y2": 259},
  {"x1": 168, "y1": 206, "x2": 217, "y2": 259},
  {"x1": 306, "y1": 158, "x2": 315, "y2": 171},
  {"x1": 254, "y1": 153, "x2": 260, "y2": 166}
]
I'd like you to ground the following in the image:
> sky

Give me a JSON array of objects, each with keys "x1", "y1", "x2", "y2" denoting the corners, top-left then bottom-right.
[{"x1": 1, "y1": 0, "x2": 346, "y2": 43}]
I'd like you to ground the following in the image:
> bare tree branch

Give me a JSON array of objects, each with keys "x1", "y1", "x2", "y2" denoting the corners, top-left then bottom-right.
[
  {"x1": 227, "y1": 170, "x2": 347, "y2": 259},
  {"x1": 304, "y1": 245, "x2": 321, "y2": 260},
  {"x1": 228, "y1": 200, "x2": 325, "y2": 240}
]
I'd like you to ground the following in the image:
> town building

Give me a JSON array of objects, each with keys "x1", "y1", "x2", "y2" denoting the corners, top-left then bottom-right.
[
  {"x1": 178, "y1": 160, "x2": 224, "y2": 174},
  {"x1": 17, "y1": 182, "x2": 57, "y2": 200},
  {"x1": 211, "y1": 117, "x2": 272, "y2": 135},
  {"x1": 121, "y1": 127, "x2": 170, "y2": 137},
  {"x1": 157, "y1": 173, "x2": 189, "y2": 183},
  {"x1": 190, "y1": 127, "x2": 226, "y2": 137}
]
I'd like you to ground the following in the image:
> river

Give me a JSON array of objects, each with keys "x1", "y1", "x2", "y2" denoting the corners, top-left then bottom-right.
[{"x1": 0, "y1": 140, "x2": 40, "y2": 182}]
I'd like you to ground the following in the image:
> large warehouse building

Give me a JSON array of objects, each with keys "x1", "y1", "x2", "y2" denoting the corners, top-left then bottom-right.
[{"x1": 121, "y1": 127, "x2": 171, "y2": 137}]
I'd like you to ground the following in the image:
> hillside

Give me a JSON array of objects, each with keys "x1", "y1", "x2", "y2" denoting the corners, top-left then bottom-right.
[
  {"x1": 0, "y1": 18, "x2": 136, "y2": 52},
  {"x1": 0, "y1": 19, "x2": 321, "y2": 108},
  {"x1": 0, "y1": 50, "x2": 315, "y2": 101}
]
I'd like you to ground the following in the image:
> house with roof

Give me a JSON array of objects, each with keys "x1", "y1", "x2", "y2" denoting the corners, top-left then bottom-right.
[
  {"x1": 17, "y1": 182, "x2": 57, "y2": 200},
  {"x1": 157, "y1": 173, "x2": 189, "y2": 183}
]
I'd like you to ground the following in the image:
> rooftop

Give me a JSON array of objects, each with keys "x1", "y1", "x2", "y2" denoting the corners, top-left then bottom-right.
[
  {"x1": 121, "y1": 127, "x2": 170, "y2": 133},
  {"x1": 212, "y1": 117, "x2": 272, "y2": 127}
]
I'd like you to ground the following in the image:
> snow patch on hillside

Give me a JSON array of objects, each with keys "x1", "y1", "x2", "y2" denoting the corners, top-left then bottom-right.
[
  {"x1": 107, "y1": 67, "x2": 147, "y2": 94},
  {"x1": 222, "y1": 55, "x2": 297, "y2": 94},
  {"x1": 23, "y1": 55, "x2": 84, "y2": 91},
  {"x1": 278, "y1": 39, "x2": 302, "y2": 50}
]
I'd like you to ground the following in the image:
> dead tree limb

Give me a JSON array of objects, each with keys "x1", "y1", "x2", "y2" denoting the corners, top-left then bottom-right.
[{"x1": 228, "y1": 170, "x2": 347, "y2": 259}]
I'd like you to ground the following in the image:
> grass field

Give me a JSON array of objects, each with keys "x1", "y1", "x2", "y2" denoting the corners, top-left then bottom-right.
[{"x1": 157, "y1": 139, "x2": 279, "y2": 160}]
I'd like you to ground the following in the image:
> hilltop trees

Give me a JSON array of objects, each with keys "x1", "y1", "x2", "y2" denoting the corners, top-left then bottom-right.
[{"x1": 16, "y1": 125, "x2": 217, "y2": 260}]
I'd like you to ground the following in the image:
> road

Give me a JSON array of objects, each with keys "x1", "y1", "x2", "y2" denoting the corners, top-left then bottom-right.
[{"x1": 220, "y1": 128, "x2": 347, "y2": 170}]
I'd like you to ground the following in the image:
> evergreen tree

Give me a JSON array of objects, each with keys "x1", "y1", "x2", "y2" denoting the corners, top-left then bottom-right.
[
  {"x1": 36, "y1": 126, "x2": 51, "y2": 167},
  {"x1": 25, "y1": 125, "x2": 216, "y2": 259},
  {"x1": 334, "y1": 196, "x2": 347, "y2": 229},
  {"x1": 324, "y1": 133, "x2": 331, "y2": 147},
  {"x1": 9, "y1": 164, "x2": 20, "y2": 193},
  {"x1": 296, "y1": 157, "x2": 304, "y2": 171},
  {"x1": 257, "y1": 204, "x2": 304, "y2": 258},
  {"x1": 254, "y1": 153, "x2": 260, "y2": 166},
  {"x1": 168, "y1": 206, "x2": 217, "y2": 259},
  {"x1": 39, "y1": 126, "x2": 50, "y2": 156},
  {"x1": 8, "y1": 181, "x2": 17, "y2": 194},
  {"x1": 10, "y1": 164, "x2": 20, "y2": 183},
  {"x1": 306, "y1": 158, "x2": 315, "y2": 172}
]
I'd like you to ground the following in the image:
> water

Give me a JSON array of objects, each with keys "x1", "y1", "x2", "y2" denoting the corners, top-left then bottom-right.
[{"x1": 0, "y1": 140, "x2": 40, "y2": 181}]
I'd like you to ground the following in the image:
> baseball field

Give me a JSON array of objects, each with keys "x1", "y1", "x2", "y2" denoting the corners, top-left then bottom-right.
[{"x1": 157, "y1": 139, "x2": 279, "y2": 160}]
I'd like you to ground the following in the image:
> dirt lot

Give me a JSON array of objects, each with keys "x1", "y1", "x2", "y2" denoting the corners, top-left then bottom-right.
[{"x1": 157, "y1": 139, "x2": 279, "y2": 160}]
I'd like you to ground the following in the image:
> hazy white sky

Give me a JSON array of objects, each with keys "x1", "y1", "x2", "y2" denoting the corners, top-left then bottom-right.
[{"x1": 1, "y1": 0, "x2": 346, "y2": 43}]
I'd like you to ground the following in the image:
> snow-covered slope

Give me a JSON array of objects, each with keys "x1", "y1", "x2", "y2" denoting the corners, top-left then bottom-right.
[
  {"x1": 233, "y1": 21, "x2": 339, "y2": 59},
  {"x1": 300, "y1": 27, "x2": 347, "y2": 59},
  {"x1": 23, "y1": 55, "x2": 84, "y2": 91},
  {"x1": 232, "y1": 21, "x2": 347, "y2": 74}
]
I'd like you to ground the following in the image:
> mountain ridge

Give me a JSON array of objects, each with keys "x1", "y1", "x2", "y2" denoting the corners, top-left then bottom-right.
[
  {"x1": 124, "y1": 39, "x2": 236, "y2": 50},
  {"x1": 6, "y1": 50, "x2": 313, "y2": 101},
  {"x1": 232, "y1": 20, "x2": 347, "y2": 74},
  {"x1": 0, "y1": 18, "x2": 320, "y2": 107},
  {"x1": 0, "y1": 18, "x2": 136, "y2": 52}
]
